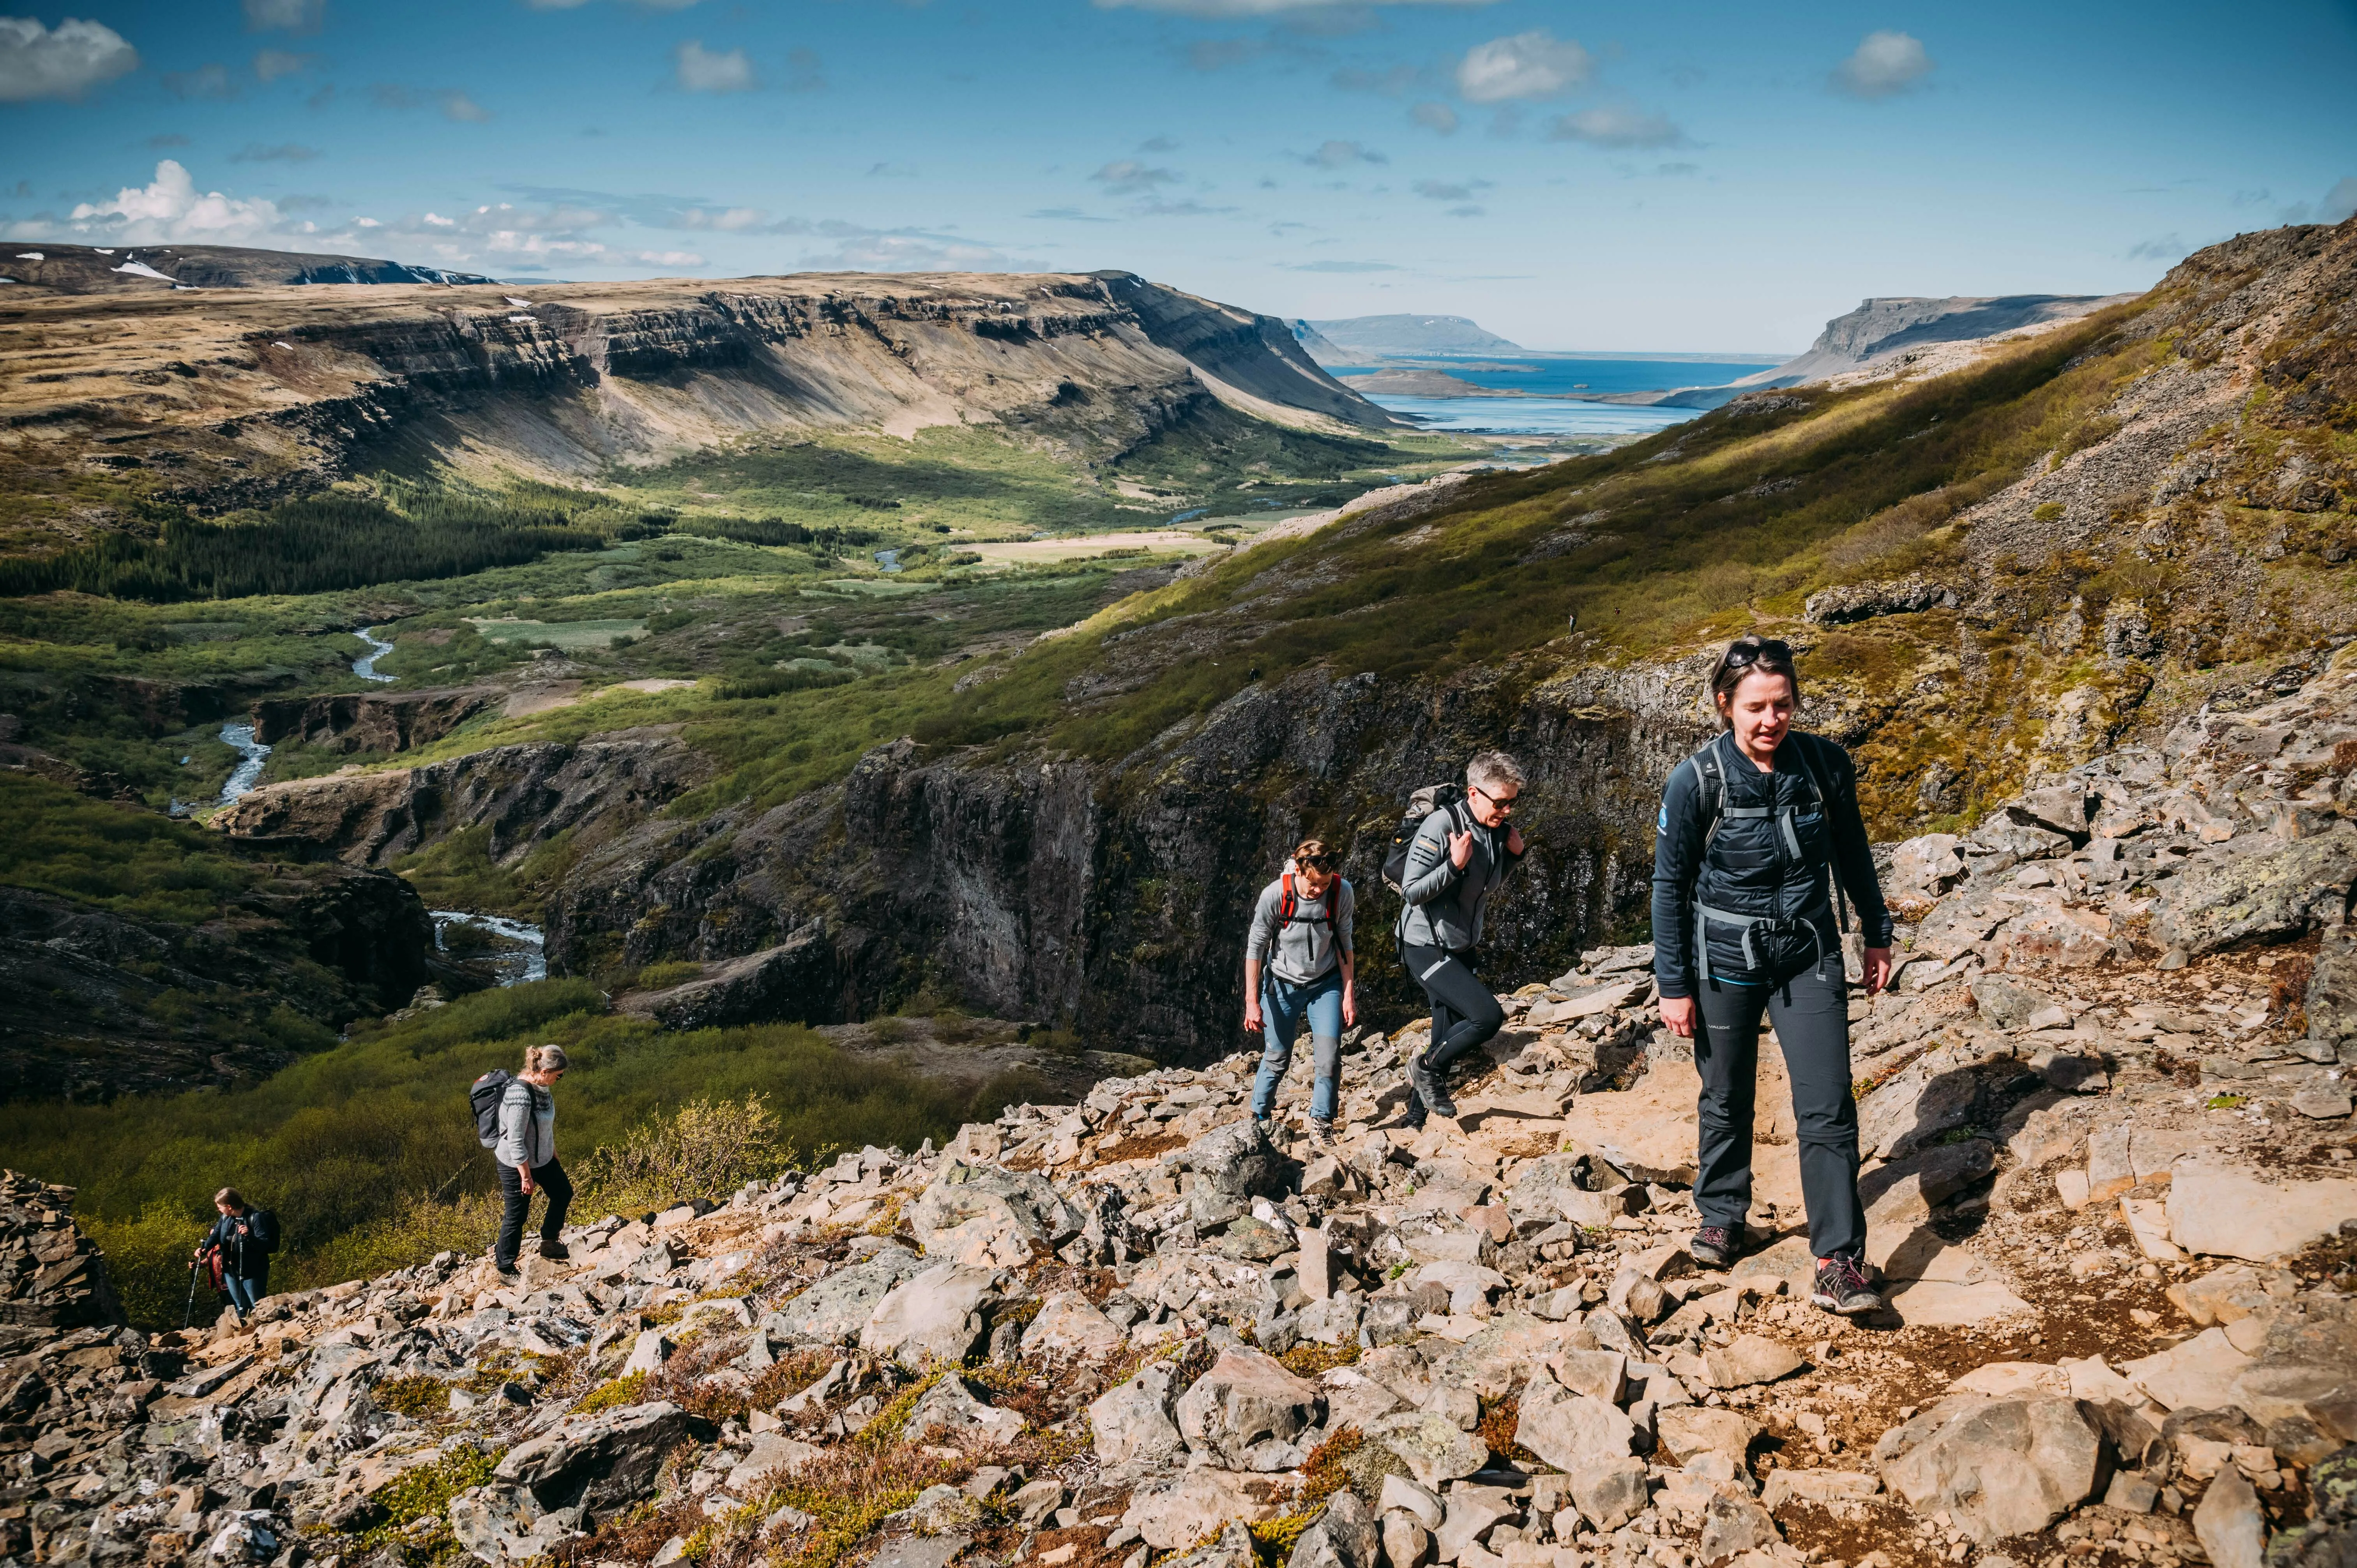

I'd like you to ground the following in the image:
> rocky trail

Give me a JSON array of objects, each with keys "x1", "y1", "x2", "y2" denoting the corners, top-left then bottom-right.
[{"x1": 6, "y1": 653, "x2": 2357, "y2": 1568}]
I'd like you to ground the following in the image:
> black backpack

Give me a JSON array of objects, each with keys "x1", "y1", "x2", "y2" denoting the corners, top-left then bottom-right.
[
  {"x1": 1682, "y1": 733, "x2": 1850, "y2": 935},
  {"x1": 246, "y1": 1209, "x2": 280, "y2": 1255},
  {"x1": 470, "y1": 1069, "x2": 513, "y2": 1149},
  {"x1": 1380, "y1": 784, "x2": 1466, "y2": 893}
]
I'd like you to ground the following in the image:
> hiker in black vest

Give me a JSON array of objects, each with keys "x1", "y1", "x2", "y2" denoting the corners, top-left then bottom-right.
[
  {"x1": 493, "y1": 1044, "x2": 572, "y2": 1278},
  {"x1": 1396, "y1": 750, "x2": 1528, "y2": 1127},
  {"x1": 1653, "y1": 634, "x2": 1895, "y2": 1315},
  {"x1": 194, "y1": 1187, "x2": 279, "y2": 1321},
  {"x1": 1244, "y1": 837, "x2": 1357, "y2": 1143}
]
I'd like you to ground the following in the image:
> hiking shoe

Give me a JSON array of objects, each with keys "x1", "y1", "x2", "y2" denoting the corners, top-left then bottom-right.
[
  {"x1": 1811, "y1": 1254, "x2": 1883, "y2": 1315},
  {"x1": 1308, "y1": 1119, "x2": 1338, "y2": 1147},
  {"x1": 493, "y1": 1261, "x2": 520, "y2": 1279},
  {"x1": 1407, "y1": 1056, "x2": 1455, "y2": 1119},
  {"x1": 1252, "y1": 1116, "x2": 1277, "y2": 1143},
  {"x1": 539, "y1": 1240, "x2": 570, "y2": 1261},
  {"x1": 1689, "y1": 1225, "x2": 1744, "y2": 1270}
]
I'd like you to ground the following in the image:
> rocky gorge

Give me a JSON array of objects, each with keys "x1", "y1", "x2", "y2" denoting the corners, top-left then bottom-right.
[{"x1": 4, "y1": 644, "x2": 2356, "y2": 1568}]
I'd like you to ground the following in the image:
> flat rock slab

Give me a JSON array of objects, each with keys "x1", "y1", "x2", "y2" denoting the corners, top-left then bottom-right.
[
  {"x1": 1883, "y1": 1279, "x2": 2034, "y2": 1327},
  {"x1": 1366, "y1": 1409, "x2": 1490, "y2": 1491},
  {"x1": 1702, "y1": 1334, "x2": 1806, "y2": 1389},
  {"x1": 2165, "y1": 1163, "x2": 2357, "y2": 1261},
  {"x1": 2120, "y1": 1327, "x2": 2255, "y2": 1412}
]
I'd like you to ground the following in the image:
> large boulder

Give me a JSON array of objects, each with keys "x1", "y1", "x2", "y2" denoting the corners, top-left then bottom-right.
[
  {"x1": 1514, "y1": 1379, "x2": 1636, "y2": 1473},
  {"x1": 1182, "y1": 1121, "x2": 1292, "y2": 1222},
  {"x1": 905, "y1": 1162, "x2": 1084, "y2": 1269},
  {"x1": 493, "y1": 1402, "x2": 711, "y2": 1522},
  {"x1": 1091, "y1": 1361, "x2": 1185, "y2": 1468},
  {"x1": 1287, "y1": 1490, "x2": 1379, "y2": 1568},
  {"x1": 1363, "y1": 1410, "x2": 1489, "y2": 1491},
  {"x1": 2150, "y1": 826, "x2": 2357, "y2": 957},
  {"x1": 763, "y1": 1245, "x2": 924, "y2": 1345},
  {"x1": 1020, "y1": 1291, "x2": 1125, "y2": 1361},
  {"x1": 1876, "y1": 1396, "x2": 2103, "y2": 1541},
  {"x1": 1175, "y1": 1346, "x2": 1323, "y2": 1466},
  {"x1": 447, "y1": 1485, "x2": 580, "y2": 1567},
  {"x1": 2308, "y1": 924, "x2": 2357, "y2": 1056},
  {"x1": 858, "y1": 1263, "x2": 1003, "y2": 1368},
  {"x1": 899, "y1": 1374, "x2": 1027, "y2": 1447},
  {"x1": 1118, "y1": 1469, "x2": 1289, "y2": 1550}
]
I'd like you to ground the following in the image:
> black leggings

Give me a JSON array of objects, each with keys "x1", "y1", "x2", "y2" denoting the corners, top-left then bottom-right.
[
  {"x1": 495, "y1": 1157, "x2": 573, "y2": 1268},
  {"x1": 1693, "y1": 959, "x2": 1866, "y2": 1259},
  {"x1": 1402, "y1": 943, "x2": 1507, "y2": 1073}
]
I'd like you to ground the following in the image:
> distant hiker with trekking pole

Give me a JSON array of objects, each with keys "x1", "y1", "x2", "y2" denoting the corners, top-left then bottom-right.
[
  {"x1": 472, "y1": 1044, "x2": 573, "y2": 1278},
  {"x1": 1652, "y1": 633, "x2": 1895, "y2": 1317},
  {"x1": 1244, "y1": 837, "x2": 1357, "y2": 1145},
  {"x1": 1386, "y1": 751, "x2": 1528, "y2": 1128},
  {"x1": 191, "y1": 1187, "x2": 279, "y2": 1324}
]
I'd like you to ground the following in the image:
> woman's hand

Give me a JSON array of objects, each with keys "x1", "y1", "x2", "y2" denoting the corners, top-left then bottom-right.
[
  {"x1": 1659, "y1": 995, "x2": 1696, "y2": 1038},
  {"x1": 1505, "y1": 825, "x2": 1525, "y2": 856},
  {"x1": 1447, "y1": 830, "x2": 1474, "y2": 869},
  {"x1": 1341, "y1": 986, "x2": 1357, "y2": 1028},
  {"x1": 518, "y1": 1165, "x2": 536, "y2": 1197},
  {"x1": 1243, "y1": 998, "x2": 1263, "y2": 1033},
  {"x1": 1863, "y1": 946, "x2": 1894, "y2": 996}
]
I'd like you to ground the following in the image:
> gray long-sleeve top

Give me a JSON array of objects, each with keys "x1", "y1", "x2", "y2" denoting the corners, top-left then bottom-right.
[
  {"x1": 495, "y1": 1079, "x2": 555, "y2": 1169},
  {"x1": 1397, "y1": 803, "x2": 1522, "y2": 950},
  {"x1": 1246, "y1": 875, "x2": 1356, "y2": 984}
]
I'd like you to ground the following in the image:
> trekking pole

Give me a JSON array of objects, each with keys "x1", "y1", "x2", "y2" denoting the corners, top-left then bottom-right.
[{"x1": 182, "y1": 1253, "x2": 202, "y2": 1330}]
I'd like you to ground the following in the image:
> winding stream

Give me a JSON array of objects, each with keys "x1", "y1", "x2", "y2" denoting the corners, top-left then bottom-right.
[
  {"x1": 432, "y1": 911, "x2": 547, "y2": 987},
  {"x1": 352, "y1": 626, "x2": 396, "y2": 683},
  {"x1": 216, "y1": 722, "x2": 271, "y2": 805}
]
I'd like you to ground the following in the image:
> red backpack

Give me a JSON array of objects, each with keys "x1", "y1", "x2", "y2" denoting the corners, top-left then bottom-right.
[{"x1": 1277, "y1": 871, "x2": 1339, "y2": 929}]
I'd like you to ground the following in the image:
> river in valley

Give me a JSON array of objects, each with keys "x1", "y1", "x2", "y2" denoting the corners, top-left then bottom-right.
[
  {"x1": 215, "y1": 722, "x2": 271, "y2": 805},
  {"x1": 352, "y1": 626, "x2": 396, "y2": 682},
  {"x1": 432, "y1": 910, "x2": 547, "y2": 986}
]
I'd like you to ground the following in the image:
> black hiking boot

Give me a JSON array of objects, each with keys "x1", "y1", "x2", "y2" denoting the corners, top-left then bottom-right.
[
  {"x1": 1811, "y1": 1254, "x2": 1883, "y2": 1315},
  {"x1": 1689, "y1": 1224, "x2": 1744, "y2": 1270},
  {"x1": 494, "y1": 1260, "x2": 520, "y2": 1279},
  {"x1": 539, "y1": 1240, "x2": 570, "y2": 1261},
  {"x1": 1407, "y1": 1054, "x2": 1455, "y2": 1119}
]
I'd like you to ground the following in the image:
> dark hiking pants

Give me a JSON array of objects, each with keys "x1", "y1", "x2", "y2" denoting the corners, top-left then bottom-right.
[
  {"x1": 495, "y1": 1157, "x2": 573, "y2": 1268},
  {"x1": 1403, "y1": 940, "x2": 1507, "y2": 1079},
  {"x1": 1693, "y1": 957, "x2": 1866, "y2": 1260}
]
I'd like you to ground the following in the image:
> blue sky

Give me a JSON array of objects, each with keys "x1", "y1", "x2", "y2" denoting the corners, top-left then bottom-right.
[{"x1": 4, "y1": 0, "x2": 2353, "y2": 351}]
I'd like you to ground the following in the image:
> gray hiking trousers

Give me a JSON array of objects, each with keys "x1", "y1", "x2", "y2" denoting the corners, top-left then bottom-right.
[{"x1": 1693, "y1": 957, "x2": 1866, "y2": 1260}]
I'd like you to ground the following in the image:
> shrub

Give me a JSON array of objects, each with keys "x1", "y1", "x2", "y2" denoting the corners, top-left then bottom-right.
[
  {"x1": 573, "y1": 1095, "x2": 797, "y2": 1216},
  {"x1": 633, "y1": 960, "x2": 706, "y2": 991},
  {"x1": 573, "y1": 1371, "x2": 650, "y2": 1414}
]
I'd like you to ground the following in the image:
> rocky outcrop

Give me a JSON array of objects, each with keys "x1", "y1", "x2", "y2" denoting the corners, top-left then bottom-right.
[
  {"x1": 0, "y1": 1172, "x2": 122, "y2": 1329},
  {"x1": 249, "y1": 686, "x2": 501, "y2": 752},
  {"x1": 215, "y1": 729, "x2": 712, "y2": 868},
  {"x1": 0, "y1": 862, "x2": 447, "y2": 1099}
]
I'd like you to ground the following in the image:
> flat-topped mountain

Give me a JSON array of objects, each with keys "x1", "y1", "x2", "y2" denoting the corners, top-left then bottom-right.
[
  {"x1": 1303, "y1": 313, "x2": 1523, "y2": 358},
  {"x1": 1759, "y1": 293, "x2": 2137, "y2": 385},
  {"x1": 1, "y1": 240, "x2": 494, "y2": 294}
]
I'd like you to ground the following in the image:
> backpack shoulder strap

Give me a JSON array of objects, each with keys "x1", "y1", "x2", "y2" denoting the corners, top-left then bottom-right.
[
  {"x1": 1279, "y1": 872, "x2": 1297, "y2": 924},
  {"x1": 1689, "y1": 736, "x2": 1730, "y2": 853}
]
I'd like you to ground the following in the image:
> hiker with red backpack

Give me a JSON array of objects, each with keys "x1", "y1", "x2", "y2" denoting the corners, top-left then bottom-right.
[
  {"x1": 1243, "y1": 837, "x2": 1356, "y2": 1144},
  {"x1": 472, "y1": 1044, "x2": 572, "y2": 1278}
]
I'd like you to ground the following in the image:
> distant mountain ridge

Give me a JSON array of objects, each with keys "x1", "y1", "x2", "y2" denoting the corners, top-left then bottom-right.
[
  {"x1": 1301, "y1": 313, "x2": 1522, "y2": 357},
  {"x1": 1, "y1": 242, "x2": 495, "y2": 294},
  {"x1": 1759, "y1": 293, "x2": 2137, "y2": 384}
]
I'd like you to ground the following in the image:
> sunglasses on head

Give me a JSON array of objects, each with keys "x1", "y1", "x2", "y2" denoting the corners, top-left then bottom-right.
[
  {"x1": 1299, "y1": 853, "x2": 1338, "y2": 871},
  {"x1": 1723, "y1": 638, "x2": 1792, "y2": 669}
]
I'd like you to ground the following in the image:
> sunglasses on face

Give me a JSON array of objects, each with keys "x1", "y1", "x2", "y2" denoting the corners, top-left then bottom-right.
[
  {"x1": 1472, "y1": 785, "x2": 1519, "y2": 812},
  {"x1": 1723, "y1": 638, "x2": 1793, "y2": 669}
]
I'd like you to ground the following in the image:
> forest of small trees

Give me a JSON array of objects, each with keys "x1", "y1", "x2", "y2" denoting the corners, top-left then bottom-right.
[{"x1": 0, "y1": 493, "x2": 602, "y2": 602}]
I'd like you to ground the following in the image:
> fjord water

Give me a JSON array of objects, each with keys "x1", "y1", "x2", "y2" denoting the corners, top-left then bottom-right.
[{"x1": 1336, "y1": 353, "x2": 1782, "y2": 434}]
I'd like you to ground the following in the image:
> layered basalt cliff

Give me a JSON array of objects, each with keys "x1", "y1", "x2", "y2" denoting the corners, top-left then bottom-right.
[{"x1": 0, "y1": 267, "x2": 1396, "y2": 547}]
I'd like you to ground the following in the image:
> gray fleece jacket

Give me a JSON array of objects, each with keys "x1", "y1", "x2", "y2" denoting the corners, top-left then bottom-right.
[
  {"x1": 1246, "y1": 875, "x2": 1355, "y2": 985},
  {"x1": 1397, "y1": 802, "x2": 1522, "y2": 950},
  {"x1": 495, "y1": 1079, "x2": 556, "y2": 1169}
]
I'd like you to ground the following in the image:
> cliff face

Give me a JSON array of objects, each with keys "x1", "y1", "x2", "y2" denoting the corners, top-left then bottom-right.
[
  {"x1": 1760, "y1": 291, "x2": 2135, "y2": 385},
  {"x1": 0, "y1": 267, "x2": 1399, "y2": 546}
]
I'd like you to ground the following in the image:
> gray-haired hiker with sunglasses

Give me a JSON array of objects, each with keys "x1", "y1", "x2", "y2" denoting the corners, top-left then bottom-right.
[
  {"x1": 1397, "y1": 751, "x2": 1528, "y2": 1127},
  {"x1": 1652, "y1": 634, "x2": 1895, "y2": 1316},
  {"x1": 1244, "y1": 837, "x2": 1357, "y2": 1143}
]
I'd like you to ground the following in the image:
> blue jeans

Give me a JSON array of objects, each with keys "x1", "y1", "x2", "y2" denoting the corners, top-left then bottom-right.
[
  {"x1": 1251, "y1": 969, "x2": 1345, "y2": 1122},
  {"x1": 223, "y1": 1274, "x2": 265, "y2": 1317}
]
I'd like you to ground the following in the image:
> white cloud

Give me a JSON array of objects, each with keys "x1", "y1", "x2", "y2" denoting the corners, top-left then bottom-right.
[
  {"x1": 1831, "y1": 30, "x2": 1932, "y2": 99},
  {"x1": 674, "y1": 40, "x2": 753, "y2": 92},
  {"x1": 1303, "y1": 139, "x2": 1385, "y2": 168},
  {"x1": 162, "y1": 62, "x2": 237, "y2": 99},
  {"x1": 1412, "y1": 177, "x2": 1489, "y2": 201},
  {"x1": 2282, "y1": 176, "x2": 2357, "y2": 226},
  {"x1": 242, "y1": 0, "x2": 323, "y2": 35},
  {"x1": 1455, "y1": 29, "x2": 1589, "y2": 103},
  {"x1": 439, "y1": 89, "x2": 491, "y2": 121},
  {"x1": 254, "y1": 48, "x2": 315, "y2": 81},
  {"x1": 2126, "y1": 234, "x2": 2189, "y2": 262},
  {"x1": 0, "y1": 15, "x2": 138, "y2": 101},
  {"x1": 1091, "y1": 159, "x2": 1181, "y2": 193},
  {"x1": 1410, "y1": 101, "x2": 1459, "y2": 134},
  {"x1": 48, "y1": 160, "x2": 286, "y2": 245},
  {"x1": 1284, "y1": 260, "x2": 1400, "y2": 272},
  {"x1": 798, "y1": 232, "x2": 1013, "y2": 271},
  {"x1": 1545, "y1": 104, "x2": 1687, "y2": 148},
  {"x1": 1094, "y1": 0, "x2": 1496, "y2": 14}
]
